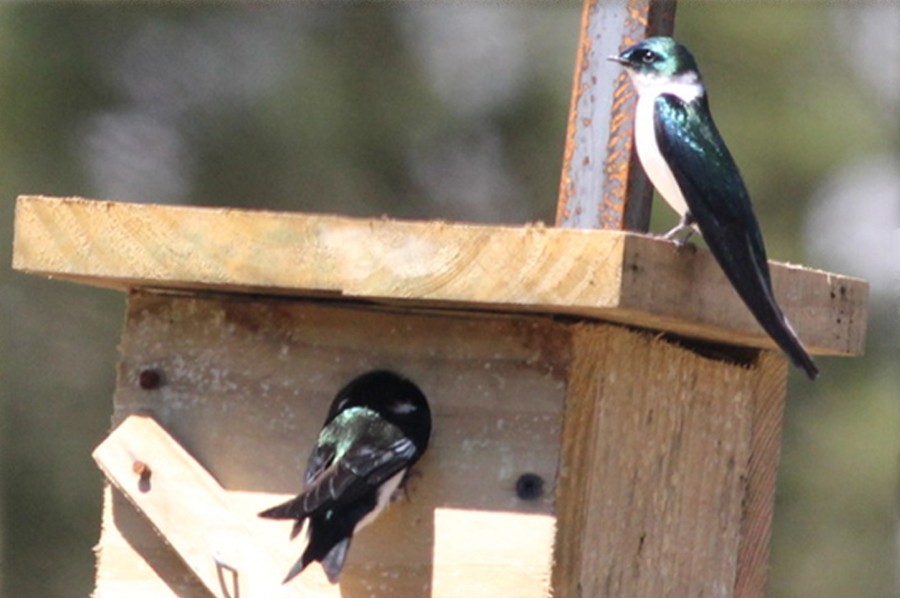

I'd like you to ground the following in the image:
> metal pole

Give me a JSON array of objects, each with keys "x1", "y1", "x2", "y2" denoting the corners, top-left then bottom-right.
[{"x1": 556, "y1": 0, "x2": 676, "y2": 232}]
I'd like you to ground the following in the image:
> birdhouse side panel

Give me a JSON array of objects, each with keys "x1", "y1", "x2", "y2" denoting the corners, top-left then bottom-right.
[{"x1": 95, "y1": 290, "x2": 571, "y2": 597}]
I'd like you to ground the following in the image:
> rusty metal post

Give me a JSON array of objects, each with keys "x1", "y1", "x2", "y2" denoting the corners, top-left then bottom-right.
[{"x1": 556, "y1": 0, "x2": 676, "y2": 232}]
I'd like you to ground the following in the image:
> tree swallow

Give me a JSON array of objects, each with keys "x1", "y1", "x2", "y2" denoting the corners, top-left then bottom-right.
[
  {"x1": 259, "y1": 370, "x2": 432, "y2": 583},
  {"x1": 609, "y1": 37, "x2": 818, "y2": 380}
]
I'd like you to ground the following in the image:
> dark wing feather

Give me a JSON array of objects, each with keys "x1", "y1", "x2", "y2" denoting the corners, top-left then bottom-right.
[
  {"x1": 260, "y1": 436, "x2": 416, "y2": 582},
  {"x1": 654, "y1": 94, "x2": 818, "y2": 379},
  {"x1": 654, "y1": 94, "x2": 770, "y2": 280},
  {"x1": 258, "y1": 436, "x2": 416, "y2": 523},
  {"x1": 258, "y1": 442, "x2": 337, "y2": 538},
  {"x1": 299, "y1": 436, "x2": 416, "y2": 515},
  {"x1": 259, "y1": 408, "x2": 425, "y2": 583},
  {"x1": 303, "y1": 442, "x2": 336, "y2": 488}
]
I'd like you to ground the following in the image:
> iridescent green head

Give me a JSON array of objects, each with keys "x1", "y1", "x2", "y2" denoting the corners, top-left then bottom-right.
[{"x1": 610, "y1": 37, "x2": 700, "y2": 79}]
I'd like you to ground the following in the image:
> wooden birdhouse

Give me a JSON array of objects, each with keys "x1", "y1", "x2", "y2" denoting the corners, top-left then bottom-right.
[{"x1": 10, "y1": 5, "x2": 868, "y2": 598}]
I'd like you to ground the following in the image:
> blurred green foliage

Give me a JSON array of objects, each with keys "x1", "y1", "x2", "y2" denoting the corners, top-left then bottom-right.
[{"x1": 0, "y1": 3, "x2": 895, "y2": 597}]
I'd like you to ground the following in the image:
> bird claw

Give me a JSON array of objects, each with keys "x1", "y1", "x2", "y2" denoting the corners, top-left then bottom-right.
[
  {"x1": 662, "y1": 213, "x2": 696, "y2": 249},
  {"x1": 662, "y1": 227, "x2": 694, "y2": 248}
]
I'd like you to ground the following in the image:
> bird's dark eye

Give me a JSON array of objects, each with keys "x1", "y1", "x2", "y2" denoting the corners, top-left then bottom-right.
[{"x1": 638, "y1": 50, "x2": 656, "y2": 64}]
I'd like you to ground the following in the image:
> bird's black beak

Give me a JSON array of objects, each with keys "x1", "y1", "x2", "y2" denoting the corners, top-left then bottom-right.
[{"x1": 608, "y1": 55, "x2": 629, "y2": 66}]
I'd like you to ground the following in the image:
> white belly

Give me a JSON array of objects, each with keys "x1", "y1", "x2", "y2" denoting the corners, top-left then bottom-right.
[
  {"x1": 354, "y1": 469, "x2": 406, "y2": 533},
  {"x1": 634, "y1": 96, "x2": 690, "y2": 218}
]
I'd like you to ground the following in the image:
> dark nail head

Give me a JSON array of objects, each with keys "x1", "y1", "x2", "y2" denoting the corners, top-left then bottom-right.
[
  {"x1": 139, "y1": 368, "x2": 162, "y2": 390},
  {"x1": 133, "y1": 461, "x2": 152, "y2": 492},
  {"x1": 515, "y1": 473, "x2": 544, "y2": 501}
]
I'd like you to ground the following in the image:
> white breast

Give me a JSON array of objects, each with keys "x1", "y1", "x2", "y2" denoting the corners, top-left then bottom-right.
[
  {"x1": 634, "y1": 95, "x2": 690, "y2": 218},
  {"x1": 629, "y1": 71, "x2": 704, "y2": 220},
  {"x1": 353, "y1": 469, "x2": 406, "y2": 533}
]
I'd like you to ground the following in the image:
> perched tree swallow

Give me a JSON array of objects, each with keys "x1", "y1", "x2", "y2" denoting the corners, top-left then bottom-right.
[
  {"x1": 259, "y1": 370, "x2": 432, "y2": 583},
  {"x1": 609, "y1": 37, "x2": 818, "y2": 380}
]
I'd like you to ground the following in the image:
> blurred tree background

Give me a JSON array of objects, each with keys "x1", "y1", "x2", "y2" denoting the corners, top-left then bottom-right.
[{"x1": 0, "y1": 3, "x2": 896, "y2": 597}]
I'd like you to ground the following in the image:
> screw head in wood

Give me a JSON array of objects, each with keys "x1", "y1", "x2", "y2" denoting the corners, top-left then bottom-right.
[
  {"x1": 138, "y1": 368, "x2": 162, "y2": 390},
  {"x1": 132, "y1": 460, "x2": 151, "y2": 479},
  {"x1": 515, "y1": 473, "x2": 544, "y2": 501},
  {"x1": 133, "y1": 460, "x2": 152, "y2": 492}
]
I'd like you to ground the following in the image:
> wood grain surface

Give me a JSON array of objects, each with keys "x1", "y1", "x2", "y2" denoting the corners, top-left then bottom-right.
[{"x1": 13, "y1": 195, "x2": 867, "y2": 356}]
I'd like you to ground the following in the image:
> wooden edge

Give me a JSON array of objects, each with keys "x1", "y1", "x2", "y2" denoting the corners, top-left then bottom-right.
[
  {"x1": 91, "y1": 413, "x2": 327, "y2": 598},
  {"x1": 734, "y1": 352, "x2": 788, "y2": 598},
  {"x1": 13, "y1": 195, "x2": 868, "y2": 356},
  {"x1": 550, "y1": 324, "x2": 608, "y2": 598},
  {"x1": 554, "y1": 323, "x2": 789, "y2": 597}
]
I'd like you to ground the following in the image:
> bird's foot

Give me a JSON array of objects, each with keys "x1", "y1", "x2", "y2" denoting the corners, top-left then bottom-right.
[
  {"x1": 662, "y1": 225, "x2": 695, "y2": 249},
  {"x1": 662, "y1": 213, "x2": 697, "y2": 250}
]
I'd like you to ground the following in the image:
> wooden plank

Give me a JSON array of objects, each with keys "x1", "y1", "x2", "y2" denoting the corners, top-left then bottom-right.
[
  {"x1": 92, "y1": 414, "x2": 329, "y2": 598},
  {"x1": 12, "y1": 195, "x2": 866, "y2": 356},
  {"x1": 734, "y1": 352, "x2": 788, "y2": 598},
  {"x1": 96, "y1": 291, "x2": 569, "y2": 597},
  {"x1": 552, "y1": 322, "x2": 787, "y2": 597},
  {"x1": 94, "y1": 484, "x2": 344, "y2": 598},
  {"x1": 94, "y1": 485, "x2": 212, "y2": 597},
  {"x1": 432, "y1": 509, "x2": 556, "y2": 598},
  {"x1": 556, "y1": 0, "x2": 676, "y2": 231}
]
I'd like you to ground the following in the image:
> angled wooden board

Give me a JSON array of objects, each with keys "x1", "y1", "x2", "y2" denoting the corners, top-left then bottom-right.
[
  {"x1": 93, "y1": 414, "x2": 318, "y2": 598},
  {"x1": 13, "y1": 195, "x2": 867, "y2": 356}
]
